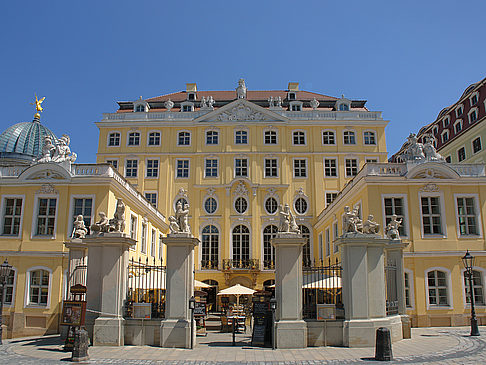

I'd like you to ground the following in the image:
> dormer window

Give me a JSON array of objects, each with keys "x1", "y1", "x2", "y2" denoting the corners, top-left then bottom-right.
[
  {"x1": 133, "y1": 99, "x2": 149, "y2": 113},
  {"x1": 441, "y1": 130, "x2": 449, "y2": 143},
  {"x1": 432, "y1": 126, "x2": 439, "y2": 135},
  {"x1": 335, "y1": 96, "x2": 351, "y2": 112},
  {"x1": 456, "y1": 104, "x2": 464, "y2": 117},
  {"x1": 288, "y1": 92, "x2": 296, "y2": 101},
  {"x1": 470, "y1": 92, "x2": 479, "y2": 106},
  {"x1": 181, "y1": 102, "x2": 194, "y2": 112},
  {"x1": 339, "y1": 104, "x2": 349, "y2": 111},
  {"x1": 442, "y1": 116, "x2": 450, "y2": 128},
  {"x1": 289, "y1": 101, "x2": 303, "y2": 111},
  {"x1": 135, "y1": 105, "x2": 145, "y2": 112},
  {"x1": 187, "y1": 92, "x2": 196, "y2": 101}
]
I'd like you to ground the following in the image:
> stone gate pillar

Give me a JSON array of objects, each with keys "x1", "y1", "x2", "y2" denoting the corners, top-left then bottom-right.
[
  {"x1": 160, "y1": 235, "x2": 199, "y2": 348},
  {"x1": 83, "y1": 233, "x2": 136, "y2": 346},
  {"x1": 271, "y1": 234, "x2": 308, "y2": 348}
]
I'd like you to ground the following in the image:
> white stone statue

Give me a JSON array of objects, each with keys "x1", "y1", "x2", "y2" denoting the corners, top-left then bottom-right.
[
  {"x1": 422, "y1": 134, "x2": 445, "y2": 162},
  {"x1": 278, "y1": 204, "x2": 300, "y2": 234},
  {"x1": 343, "y1": 206, "x2": 362, "y2": 234},
  {"x1": 275, "y1": 96, "x2": 282, "y2": 107},
  {"x1": 109, "y1": 198, "x2": 126, "y2": 233},
  {"x1": 207, "y1": 96, "x2": 215, "y2": 108},
  {"x1": 400, "y1": 133, "x2": 425, "y2": 162},
  {"x1": 268, "y1": 96, "x2": 274, "y2": 107},
  {"x1": 385, "y1": 214, "x2": 402, "y2": 240},
  {"x1": 236, "y1": 78, "x2": 247, "y2": 99},
  {"x1": 310, "y1": 97, "x2": 320, "y2": 110},
  {"x1": 38, "y1": 135, "x2": 55, "y2": 163},
  {"x1": 165, "y1": 99, "x2": 174, "y2": 111},
  {"x1": 169, "y1": 201, "x2": 192, "y2": 235},
  {"x1": 72, "y1": 215, "x2": 88, "y2": 239},
  {"x1": 362, "y1": 214, "x2": 380, "y2": 234},
  {"x1": 90, "y1": 212, "x2": 110, "y2": 234},
  {"x1": 200, "y1": 96, "x2": 207, "y2": 108},
  {"x1": 52, "y1": 134, "x2": 77, "y2": 163},
  {"x1": 169, "y1": 216, "x2": 180, "y2": 234}
]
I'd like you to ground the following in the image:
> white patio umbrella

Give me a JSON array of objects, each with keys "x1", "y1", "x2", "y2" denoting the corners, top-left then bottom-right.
[
  {"x1": 217, "y1": 284, "x2": 256, "y2": 306},
  {"x1": 195, "y1": 280, "x2": 213, "y2": 288},
  {"x1": 302, "y1": 276, "x2": 342, "y2": 289}
]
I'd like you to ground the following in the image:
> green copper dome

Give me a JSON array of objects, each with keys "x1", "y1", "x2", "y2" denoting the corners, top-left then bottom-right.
[{"x1": 0, "y1": 117, "x2": 58, "y2": 163}]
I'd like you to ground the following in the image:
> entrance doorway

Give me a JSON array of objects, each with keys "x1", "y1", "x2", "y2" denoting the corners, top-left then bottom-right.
[{"x1": 202, "y1": 279, "x2": 218, "y2": 313}]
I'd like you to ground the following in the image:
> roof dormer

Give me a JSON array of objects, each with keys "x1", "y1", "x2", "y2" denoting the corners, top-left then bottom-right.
[
  {"x1": 133, "y1": 97, "x2": 149, "y2": 113},
  {"x1": 186, "y1": 83, "x2": 197, "y2": 101},
  {"x1": 335, "y1": 95, "x2": 351, "y2": 111},
  {"x1": 288, "y1": 82, "x2": 299, "y2": 100}
]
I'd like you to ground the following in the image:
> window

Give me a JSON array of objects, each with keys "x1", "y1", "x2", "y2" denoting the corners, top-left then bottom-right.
[
  {"x1": 106, "y1": 160, "x2": 118, "y2": 168},
  {"x1": 324, "y1": 158, "x2": 337, "y2": 177},
  {"x1": 151, "y1": 229, "x2": 156, "y2": 257},
  {"x1": 35, "y1": 198, "x2": 57, "y2": 236},
  {"x1": 293, "y1": 131, "x2": 306, "y2": 145},
  {"x1": 443, "y1": 117, "x2": 450, "y2": 127},
  {"x1": 454, "y1": 120, "x2": 462, "y2": 134},
  {"x1": 204, "y1": 197, "x2": 217, "y2": 214},
  {"x1": 125, "y1": 160, "x2": 138, "y2": 177},
  {"x1": 469, "y1": 109, "x2": 478, "y2": 123},
  {"x1": 176, "y1": 159, "x2": 190, "y2": 178},
  {"x1": 288, "y1": 92, "x2": 296, "y2": 101},
  {"x1": 2, "y1": 197, "x2": 22, "y2": 235},
  {"x1": 235, "y1": 130, "x2": 248, "y2": 144},
  {"x1": 205, "y1": 159, "x2": 218, "y2": 177},
  {"x1": 264, "y1": 130, "x2": 277, "y2": 144},
  {"x1": 4, "y1": 268, "x2": 15, "y2": 305},
  {"x1": 128, "y1": 132, "x2": 140, "y2": 146},
  {"x1": 182, "y1": 104, "x2": 193, "y2": 112},
  {"x1": 456, "y1": 197, "x2": 478, "y2": 236},
  {"x1": 333, "y1": 222, "x2": 339, "y2": 253},
  {"x1": 148, "y1": 132, "x2": 160, "y2": 146},
  {"x1": 108, "y1": 132, "x2": 120, "y2": 146},
  {"x1": 145, "y1": 193, "x2": 157, "y2": 208},
  {"x1": 365, "y1": 158, "x2": 378, "y2": 163},
  {"x1": 427, "y1": 270, "x2": 449, "y2": 306},
  {"x1": 234, "y1": 197, "x2": 248, "y2": 214},
  {"x1": 364, "y1": 131, "x2": 376, "y2": 145},
  {"x1": 345, "y1": 159, "x2": 358, "y2": 177},
  {"x1": 432, "y1": 126, "x2": 439, "y2": 135},
  {"x1": 473, "y1": 137, "x2": 482, "y2": 154},
  {"x1": 325, "y1": 192, "x2": 338, "y2": 207},
  {"x1": 135, "y1": 104, "x2": 145, "y2": 112},
  {"x1": 263, "y1": 225, "x2": 278, "y2": 269},
  {"x1": 232, "y1": 225, "x2": 250, "y2": 264},
  {"x1": 178, "y1": 131, "x2": 191, "y2": 146},
  {"x1": 441, "y1": 130, "x2": 449, "y2": 143},
  {"x1": 141, "y1": 223, "x2": 147, "y2": 254},
  {"x1": 404, "y1": 272, "x2": 412, "y2": 308},
  {"x1": 130, "y1": 215, "x2": 137, "y2": 240},
  {"x1": 159, "y1": 234, "x2": 163, "y2": 261},
  {"x1": 187, "y1": 93, "x2": 196, "y2": 101},
  {"x1": 290, "y1": 103, "x2": 302, "y2": 111},
  {"x1": 339, "y1": 103, "x2": 349, "y2": 111},
  {"x1": 264, "y1": 158, "x2": 278, "y2": 177},
  {"x1": 322, "y1": 131, "x2": 335, "y2": 145},
  {"x1": 293, "y1": 159, "x2": 307, "y2": 178},
  {"x1": 470, "y1": 93, "x2": 479, "y2": 106},
  {"x1": 457, "y1": 147, "x2": 466, "y2": 162},
  {"x1": 28, "y1": 269, "x2": 50, "y2": 306},
  {"x1": 445, "y1": 156, "x2": 451, "y2": 163},
  {"x1": 206, "y1": 130, "x2": 219, "y2": 145},
  {"x1": 202, "y1": 225, "x2": 219, "y2": 269},
  {"x1": 421, "y1": 196, "x2": 443, "y2": 235},
  {"x1": 464, "y1": 270, "x2": 485, "y2": 305},
  {"x1": 456, "y1": 105, "x2": 464, "y2": 117},
  {"x1": 72, "y1": 198, "x2": 92, "y2": 232},
  {"x1": 343, "y1": 131, "x2": 356, "y2": 145},
  {"x1": 384, "y1": 197, "x2": 407, "y2": 237},
  {"x1": 146, "y1": 159, "x2": 159, "y2": 178},
  {"x1": 299, "y1": 225, "x2": 311, "y2": 267},
  {"x1": 294, "y1": 197, "x2": 308, "y2": 215},
  {"x1": 325, "y1": 229, "x2": 330, "y2": 257},
  {"x1": 235, "y1": 158, "x2": 248, "y2": 177},
  {"x1": 265, "y1": 197, "x2": 278, "y2": 215},
  {"x1": 175, "y1": 197, "x2": 188, "y2": 210}
]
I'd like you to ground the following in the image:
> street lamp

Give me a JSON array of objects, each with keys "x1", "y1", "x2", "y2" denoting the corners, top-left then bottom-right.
[
  {"x1": 462, "y1": 250, "x2": 480, "y2": 336},
  {"x1": 189, "y1": 296, "x2": 196, "y2": 349},
  {"x1": 270, "y1": 297, "x2": 277, "y2": 350},
  {"x1": 0, "y1": 259, "x2": 13, "y2": 345}
]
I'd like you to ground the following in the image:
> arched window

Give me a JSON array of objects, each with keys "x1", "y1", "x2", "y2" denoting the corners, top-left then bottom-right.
[
  {"x1": 364, "y1": 131, "x2": 376, "y2": 145},
  {"x1": 427, "y1": 270, "x2": 449, "y2": 306},
  {"x1": 178, "y1": 131, "x2": 191, "y2": 146},
  {"x1": 339, "y1": 104, "x2": 349, "y2": 111},
  {"x1": 232, "y1": 225, "x2": 250, "y2": 267},
  {"x1": 148, "y1": 132, "x2": 161, "y2": 146},
  {"x1": 27, "y1": 268, "x2": 50, "y2": 306},
  {"x1": 108, "y1": 132, "x2": 120, "y2": 146},
  {"x1": 128, "y1": 132, "x2": 140, "y2": 146},
  {"x1": 135, "y1": 104, "x2": 145, "y2": 112},
  {"x1": 343, "y1": 131, "x2": 356, "y2": 145},
  {"x1": 464, "y1": 269, "x2": 485, "y2": 305},
  {"x1": 201, "y1": 225, "x2": 219, "y2": 270},
  {"x1": 263, "y1": 225, "x2": 278, "y2": 269},
  {"x1": 299, "y1": 225, "x2": 311, "y2": 267},
  {"x1": 206, "y1": 130, "x2": 219, "y2": 145}
]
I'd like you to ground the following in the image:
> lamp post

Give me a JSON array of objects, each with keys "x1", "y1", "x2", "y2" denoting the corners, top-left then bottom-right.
[
  {"x1": 0, "y1": 259, "x2": 13, "y2": 345},
  {"x1": 270, "y1": 297, "x2": 277, "y2": 350},
  {"x1": 462, "y1": 250, "x2": 480, "y2": 336},
  {"x1": 189, "y1": 296, "x2": 196, "y2": 349}
]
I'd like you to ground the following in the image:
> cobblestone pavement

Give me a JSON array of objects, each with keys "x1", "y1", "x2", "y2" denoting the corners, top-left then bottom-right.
[{"x1": 1, "y1": 326, "x2": 486, "y2": 364}]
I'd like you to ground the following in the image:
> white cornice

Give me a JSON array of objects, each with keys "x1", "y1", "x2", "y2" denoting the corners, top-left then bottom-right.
[
  {"x1": 0, "y1": 251, "x2": 68, "y2": 257},
  {"x1": 405, "y1": 251, "x2": 486, "y2": 257}
]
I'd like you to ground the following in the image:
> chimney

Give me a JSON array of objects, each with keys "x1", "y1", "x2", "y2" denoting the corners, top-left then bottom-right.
[
  {"x1": 186, "y1": 83, "x2": 197, "y2": 92},
  {"x1": 288, "y1": 82, "x2": 299, "y2": 91}
]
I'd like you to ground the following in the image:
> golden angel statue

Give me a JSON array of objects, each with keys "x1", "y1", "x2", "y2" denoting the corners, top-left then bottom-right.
[{"x1": 31, "y1": 94, "x2": 46, "y2": 115}]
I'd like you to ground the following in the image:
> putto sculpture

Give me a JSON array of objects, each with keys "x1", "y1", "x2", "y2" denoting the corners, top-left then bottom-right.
[
  {"x1": 72, "y1": 215, "x2": 88, "y2": 239},
  {"x1": 168, "y1": 201, "x2": 192, "y2": 236},
  {"x1": 399, "y1": 133, "x2": 445, "y2": 163},
  {"x1": 236, "y1": 78, "x2": 247, "y2": 99},
  {"x1": 342, "y1": 206, "x2": 380, "y2": 236},
  {"x1": 277, "y1": 204, "x2": 300, "y2": 234},
  {"x1": 362, "y1": 214, "x2": 380, "y2": 234},
  {"x1": 37, "y1": 134, "x2": 77, "y2": 164},
  {"x1": 90, "y1": 198, "x2": 126, "y2": 235},
  {"x1": 385, "y1": 214, "x2": 402, "y2": 240}
]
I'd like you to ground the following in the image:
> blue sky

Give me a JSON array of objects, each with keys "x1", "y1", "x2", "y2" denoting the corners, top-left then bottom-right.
[{"x1": 1, "y1": 0, "x2": 485, "y2": 163}]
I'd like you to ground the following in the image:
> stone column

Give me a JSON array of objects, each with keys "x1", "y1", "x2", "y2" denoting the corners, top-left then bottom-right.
[
  {"x1": 83, "y1": 233, "x2": 135, "y2": 346},
  {"x1": 160, "y1": 235, "x2": 199, "y2": 348},
  {"x1": 271, "y1": 234, "x2": 308, "y2": 348}
]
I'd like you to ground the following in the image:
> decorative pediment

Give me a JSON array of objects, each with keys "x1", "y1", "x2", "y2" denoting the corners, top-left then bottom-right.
[
  {"x1": 406, "y1": 162, "x2": 460, "y2": 180},
  {"x1": 18, "y1": 162, "x2": 72, "y2": 182},
  {"x1": 233, "y1": 181, "x2": 249, "y2": 196}
]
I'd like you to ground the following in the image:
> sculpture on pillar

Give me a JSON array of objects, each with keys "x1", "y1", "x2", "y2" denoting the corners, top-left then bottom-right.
[
  {"x1": 362, "y1": 214, "x2": 380, "y2": 234},
  {"x1": 385, "y1": 214, "x2": 402, "y2": 240},
  {"x1": 343, "y1": 206, "x2": 362, "y2": 234},
  {"x1": 200, "y1": 96, "x2": 207, "y2": 108},
  {"x1": 277, "y1": 204, "x2": 300, "y2": 234},
  {"x1": 37, "y1": 134, "x2": 77, "y2": 164},
  {"x1": 310, "y1": 97, "x2": 320, "y2": 110},
  {"x1": 207, "y1": 96, "x2": 215, "y2": 108},
  {"x1": 164, "y1": 99, "x2": 174, "y2": 111},
  {"x1": 109, "y1": 198, "x2": 126, "y2": 233},
  {"x1": 90, "y1": 212, "x2": 110, "y2": 234},
  {"x1": 72, "y1": 215, "x2": 88, "y2": 239},
  {"x1": 168, "y1": 201, "x2": 192, "y2": 236},
  {"x1": 236, "y1": 78, "x2": 247, "y2": 99}
]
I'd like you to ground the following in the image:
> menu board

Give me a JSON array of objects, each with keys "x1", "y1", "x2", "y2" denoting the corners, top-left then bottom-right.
[
  {"x1": 251, "y1": 301, "x2": 269, "y2": 347},
  {"x1": 194, "y1": 302, "x2": 206, "y2": 316},
  {"x1": 61, "y1": 301, "x2": 86, "y2": 326}
]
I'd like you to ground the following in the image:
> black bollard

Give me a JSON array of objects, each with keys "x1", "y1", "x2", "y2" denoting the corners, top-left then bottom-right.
[
  {"x1": 71, "y1": 327, "x2": 89, "y2": 362},
  {"x1": 375, "y1": 327, "x2": 393, "y2": 361}
]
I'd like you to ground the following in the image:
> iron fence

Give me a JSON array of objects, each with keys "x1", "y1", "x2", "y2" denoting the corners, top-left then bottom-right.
[
  {"x1": 222, "y1": 259, "x2": 260, "y2": 270},
  {"x1": 65, "y1": 261, "x2": 87, "y2": 300},
  {"x1": 125, "y1": 257, "x2": 166, "y2": 319},
  {"x1": 385, "y1": 258, "x2": 399, "y2": 316},
  {"x1": 302, "y1": 258, "x2": 343, "y2": 320}
]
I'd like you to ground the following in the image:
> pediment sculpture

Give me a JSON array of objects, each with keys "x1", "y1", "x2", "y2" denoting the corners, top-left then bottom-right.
[
  {"x1": 342, "y1": 206, "x2": 380, "y2": 236},
  {"x1": 399, "y1": 133, "x2": 445, "y2": 163},
  {"x1": 37, "y1": 134, "x2": 77, "y2": 164},
  {"x1": 218, "y1": 103, "x2": 269, "y2": 122}
]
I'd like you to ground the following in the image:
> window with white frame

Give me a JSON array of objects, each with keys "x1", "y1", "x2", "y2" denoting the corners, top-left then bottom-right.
[
  {"x1": 148, "y1": 132, "x2": 160, "y2": 146},
  {"x1": 264, "y1": 158, "x2": 278, "y2": 177},
  {"x1": 235, "y1": 158, "x2": 248, "y2": 177},
  {"x1": 364, "y1": 131, "x2": 376, "y2": 145},
  {"x1": 345, "y1": 159, "x2": 358, "y2": 177},
  {"x1": 294, "y1": 197, "x2": 308, "y2": 215},
  {"x1": 299, "y1": 225, "x2": 311, "y2": 267},
  {"x1": 441, "y1": 130, "x2": 449, "y2": 143},
  {"x1": 181, "y1": 103, "x2": 194, "y2": 112},
  {"x1": 264, "y1": 130, "x2": 277, "y2": 144},
  {"x1": 35, "y1": 198, "x2": 57, "y2": 236},
  {"x1": 339, "y1": 103, "x2": 349, "y2": 111},
  {"x1": 72, "y1": 198, "x2": 92, "y2": 232},
  {"x1": 130, "y1": 215, "x2": 137, "y2": 240},
  {"x1": 28, "y1": 269, "x2": 50, "y2": 306},
  {"x1": 427, "y1": 270, "x2": 449, "y2": 306},
  {"x1": 290, "y1": 102, "x2": 302, "y2": 111},
  {"x1": 325, "y1": 229, "x2": 330, "y2": 257},
  {"x1": 135, "y1": 104, "x2": 145, "y2": 112},
  {"x1": 324, "y1": 158, "x2": 337, "y2": 177},
  {"x1": 421, "y1": 196, "x2": 443, "y2": 235},
  {"x1": 457, "y1": 147, "x2": 466, "y2": 162},
  {"x1": 2, "y1": 197, "x2": 23, "y2": 236},
  {"x1": 108, "y1": 132, "x2": 121, "y2": 146},
  {"x1": 464, "y1": 270, "x2": 485, "y2": 305},
  {"x1": 293, "y1": 131, "x2": 306, "y2": 145},
  {"x1": 204, "y1": 197, "x2": 217, "y2": 214},
  {"x1": 384, "y1": 197, "x2": 407, "y2": 237},
  {"x1": 202, "y1": 225, "x2": 219, "y2": 269},
  {"x1": 232, "y1": 225, "x2": 250, "y2": 264},
  {"x1": 151, "y1": 229, "x2": 156, "y2": 257},
  {"x1": 442, "y1": 116, "x2": 450, "y2": 127},
  {"x1": 432, "y1": 126, "x2": 439, "y2": 135},
  {"x1": 264, "y1": 197, "x2": 278, "y2": 215},
  {"x1": 473, "y1": 137, "x2": 482, "y2": 154},
  {"x1": 456, "y1": 105, "x2": 464, "y2": 117},
  {"x1": 404, "y1": 272, "x2": 412, "y2": 308},
  {"x1": 333, "y1": 222, "x2": 339, "y2": 253},
  {"x1": 146, "y1": 159, "x2": 159, "y2": 177},
  {"x1": 125, "y1": 160, "x2": 138, "y2": 177},
  {"x1": 365, "y1": 158, "x2": 378, "y2": 163},
  {"x1": 234, "y1": 197, "x2": 248, "y2": 214},
  {"x1": 106, "y1": 159, "x2": 118, "y2": 169},
  {"x1": 145, "y1": 192, "x2": 157, "y2": 208},
  {"x1": 141, "y1": 222, "x2": 147, "y2": 254},
  {"x1": 343, "y1": 131, "x2": 356, "y2": 145},
  {"x1": 205, "y1": 158, "x2": 218, "y2": 177},
  {"x1": 456, "y1": 196, "x2": 479, "y2": 236},
  {"x1": 293, "y1": 159, "x2": 307, "y2": 177},
  {"x1": 178, "y1": 131, "x2": 191, "y2": 146},
  {"x1": 469, "y1": 108, "x2": 478, "y2": 123},
  {"x1": 325, "y1": 192, "x2": 338, "y2": 207},
  {"x1": 235, "y1": 130, "x2": 248, "y2": 144},
  {"x1": 176, "y1": 159, "x2": 189, "y2": 178},
  {"x1": 322, "y1": 131, "x2": 335, "y2": 145},
  {"x1": 470, "y1": 92, "x2": 479, "y2": 106},
  {"x1": 4, "y1": 268, "x2": 15, "y2": 305},
  {"x1": 128, "y1": 132, "x2": 140, "y2": 146},
  {"x1": 206, "y1": 130, "x2": 219, "y2": 145},
  {"x1": 454, "y1": 120, "x2": 462, "y2": 134},
  {"x1": 263, "y1": 225, "x2": 278, "y2": 269},
  {"x1": 288, "y1": 92, "x2": 296, "y2": 101}
]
